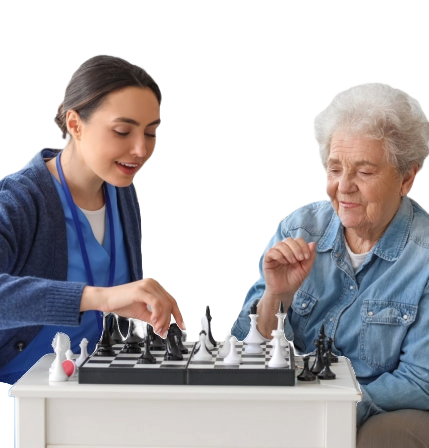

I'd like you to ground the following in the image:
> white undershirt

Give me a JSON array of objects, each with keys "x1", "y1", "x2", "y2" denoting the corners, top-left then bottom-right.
[
  {"x1": 80, "y1": 206, "x2": 106, "y2": 245},
  {"x1": 345, "y1": 240, "x2": 369, "y2": 271}
]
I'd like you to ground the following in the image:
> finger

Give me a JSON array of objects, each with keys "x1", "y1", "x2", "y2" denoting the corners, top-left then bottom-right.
[
  {"x1": 283, "y1": 237, "x2": 313, "y2": 261},
  {"x1": 265, "y1": 240, "x2": 301, "y2": 266}
]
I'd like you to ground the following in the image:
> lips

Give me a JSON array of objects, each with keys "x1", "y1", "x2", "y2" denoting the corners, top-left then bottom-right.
[
  {"x1": 116, "y1": 161, "x2": 140, "y2": 175},
  {"x1": 339, "y1": 201, "x2": 360, "y2": 209}
]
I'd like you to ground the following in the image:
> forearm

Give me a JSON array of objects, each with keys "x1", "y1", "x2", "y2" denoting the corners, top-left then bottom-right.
[
  {"x1": 256, "y1": 292, "x2": 293, "y2": 339},
  {"x1": 0, "y1": 273, "x2": 84, "y2": 329},
  {"x1": 80, "y1": 285, "x2": 108, "y2": 312}
]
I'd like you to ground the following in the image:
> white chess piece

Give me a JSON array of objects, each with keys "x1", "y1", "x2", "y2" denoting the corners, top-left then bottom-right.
[
  {"x1": 49, "y1": 332, "x2": 70, "y2": 382},
  {"x1": 268, "y1": 330, "x2": 288, "y2": 368},
  {"x1": 219, "y1": 333, "x2": 232, "y2": 358},
  {"x1": 244, "y1": 312, "x2": 265, "y2": 354},
  {"x1": 201, "y1": 316, "x2": 215, "y2": 350},
  {"x1": 223, "y1": 336, "x2": 240, "y2": 365},
  {"x1": 192, "y1": 331, "x2": 212, "y2": 362},
  {"x1": 76, "y1": 338, "x2": 89, "y2": 368}
]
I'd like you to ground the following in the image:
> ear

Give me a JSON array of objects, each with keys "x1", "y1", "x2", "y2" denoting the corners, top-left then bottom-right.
[
  {"x1": 66, "y1": 110, "x2": 82, "y2": 140},
  {"x1": 400, "y1": 164, "x2": 419, "y2": 197}
]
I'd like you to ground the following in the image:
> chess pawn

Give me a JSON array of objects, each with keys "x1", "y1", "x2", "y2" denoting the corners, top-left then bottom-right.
[
  {"x1": 138, "y1": 339, "x2": 156, "y2": 364},
  {"x1": 223, "y1": 336, "x2": 240, "y2": 365},
  {"x1": 109, "y1": 313, "x2": 124, "y2": 344},
  {"x1": 244, "y1": 311, "x2": 265, "y2": 354},
  {"x1": 297, "y1": 356, "x2": 317, "y2": 382},
  {"x1": 95, "y1": 313, "x2": 116, "y2": 356},
  {"x1": 123, "y1": 319, "x2": 143, "y2": 354},
  {"x1": 76, "y1": 338, "x2": 89, "y2": 368},
  {"x1": 311, "y1": 338, "x2": 325, "y2": 374},
  {"x1": 219, "y1": 333, "x2": 232, "y2": 358},
  {"x1": 268, "y1": 330, "x2": 288, "y2": 368},
  {"x1": 318, "y1": 354, "x2": 336, "y2": 380}
]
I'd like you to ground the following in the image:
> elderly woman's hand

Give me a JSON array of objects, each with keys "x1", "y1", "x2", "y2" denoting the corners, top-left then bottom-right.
[{"x1": 263, "y1": 237, "x2": 316, "y2": 299}]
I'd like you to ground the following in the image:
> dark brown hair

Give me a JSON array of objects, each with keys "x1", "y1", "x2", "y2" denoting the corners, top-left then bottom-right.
[{"x1": 55, "y1": 55, "x2": 162, "y2": 138}]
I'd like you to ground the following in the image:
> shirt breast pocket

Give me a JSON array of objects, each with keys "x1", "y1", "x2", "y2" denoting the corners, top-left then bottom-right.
[
  {"x1": 290, "y1": 290, "x2": 318, "y2": 349},
  {"x1": 360, "y1": 299, "x2": 417, "y2": 373}
]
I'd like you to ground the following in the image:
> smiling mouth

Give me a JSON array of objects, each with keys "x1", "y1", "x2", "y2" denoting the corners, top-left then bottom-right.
[
  {"x1": 116, "y1": 161, "x2": 139, "y2": 168},
  {"x1": 340, "y1": 201, "x2": 360, "y2": 208}
]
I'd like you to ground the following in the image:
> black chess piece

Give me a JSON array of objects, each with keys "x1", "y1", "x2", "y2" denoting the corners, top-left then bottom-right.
[
  {"x1": 164, "y1": 325, "x2": 183, "y2": 361},
  {"x1": 147, "y1": 324, "x2": 166, "y2": 351},
  {"x1": 250, "y1": 299, "x2": 260, "y2": 315},
  {"x1": 170, "y1": 323, "x2": 188, "y2": 354},
  {"x1": 122, "y1": 319, "x2": 143, "y2": 354},
  {"x1": 318, "y1": 323, "x2": 326, "y2": 341},
  {"x1": 297, "y1": 356, "x2": 317, "y2": 382},
  {"x1": 94, "y1": 313, "x2": 116, "y2": 356},
  {"x1": 325, "y1": 337, "x2": 338, "y2": 363},
  {"x1": 206, "y1": 306, "x2": 217, "y2": 348},
  {"x1": 109, "y1": 313, "x2": 124, "y2": 344},
  {"x1": 317, "y1": 352, "x2": 336, "y2": 380},
  {"x1": 138, "y1": 332, "x2": 156, "y2": 364},
  {"x1": 311, "y1": 338, "x2": 325, "y2": 374}
]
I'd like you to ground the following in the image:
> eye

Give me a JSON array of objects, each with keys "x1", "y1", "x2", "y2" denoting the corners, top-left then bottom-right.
[
  {"x1": 327, "y1": 167, "x2": 341, "y2": 174},
  {"x1": 114, "y1": 130, "x2": 130, "y2": 137},
  {"x1": 144, "y1": 132, "x2": 156, "y2": 138}
]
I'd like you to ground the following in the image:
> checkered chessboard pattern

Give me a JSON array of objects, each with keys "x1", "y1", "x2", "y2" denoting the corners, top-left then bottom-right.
[
  {"x1": 78, "y1": 340, "x2": 295, "y2": 386},
  {"x1": 188, "y1": 341, "x2": 292, "y2": 369}
]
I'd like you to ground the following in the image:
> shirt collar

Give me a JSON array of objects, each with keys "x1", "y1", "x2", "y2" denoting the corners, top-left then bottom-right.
[{"x1": 317, "y1": 198, "x2": 412, "y2": 262}]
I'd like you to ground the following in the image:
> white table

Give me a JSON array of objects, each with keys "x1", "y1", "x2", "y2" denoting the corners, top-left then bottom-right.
[{"x1": 10, "y1": 354, "x2": 361, "y2": 448}]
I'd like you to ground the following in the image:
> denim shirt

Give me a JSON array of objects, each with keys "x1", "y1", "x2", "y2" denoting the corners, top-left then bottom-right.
[{"x1": 231, "y1": 198, "x2": 429, "y2": 425}]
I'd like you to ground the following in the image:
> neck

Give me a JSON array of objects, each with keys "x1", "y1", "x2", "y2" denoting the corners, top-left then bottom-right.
[
  {"x1": 344, "y1": 229, "x2": 380, "y2": 254},
  {"x1": 47, "y1": 145, "x2": 105, "y2": 211}
]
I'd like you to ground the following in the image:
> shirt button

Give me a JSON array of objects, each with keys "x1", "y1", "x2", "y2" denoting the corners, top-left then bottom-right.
[
  {"x1": 403, "y1": 315, "x2": 408, "y2": 320},
  {"x1": 335, "y1": 253, "x2": 340, "y2": 258},
  {"x1": 350, "y1": 285, "x2": 354, "y2": 290},
  {"x1": 15, "y1": 341, "x2": 26, "y2": 351},
  {"x1": 368, "y1": 311, "x2": 374, "y2": 317},
  {"x1": 330, "y1": 317, "x2": 334, "y2": 322},
  {"x1": 302, "y1": 303, "x2": 308, "y2": 308}
]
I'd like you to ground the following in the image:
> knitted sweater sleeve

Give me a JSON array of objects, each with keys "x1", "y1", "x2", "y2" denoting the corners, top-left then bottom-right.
[{"x1": 0, "y1": 164, "x2": 85, "y2": 330}]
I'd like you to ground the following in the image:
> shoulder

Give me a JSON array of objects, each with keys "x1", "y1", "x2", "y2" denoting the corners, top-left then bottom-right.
[
  {"x1": 409, "y1": 198, "x2": 429, "y2": 248},
  {"x1": 0, "y1": 150, "x2": 61, "y2": 219},
  {"x1": 1, "y1": 149, "x2": 57, "y2": 189},
  {"x1": 279, "y1": 200, "x2": 337, "y2": 237}
]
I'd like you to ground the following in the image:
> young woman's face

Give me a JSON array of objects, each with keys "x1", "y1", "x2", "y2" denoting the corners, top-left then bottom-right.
[{"x1": 73, "y1": 86, "x2": 160, "y2": 187}]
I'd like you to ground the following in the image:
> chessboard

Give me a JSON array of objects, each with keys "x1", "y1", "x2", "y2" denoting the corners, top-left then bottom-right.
[
  {"x1": 78, "y1": 341, "x2": 195, "y2": 385},
  {"x1": 78, "y1": 340, "x2": 295, "y2": 386},
  {"x1": 187, "y1": 341, "x2": 295, "y2": 386}
]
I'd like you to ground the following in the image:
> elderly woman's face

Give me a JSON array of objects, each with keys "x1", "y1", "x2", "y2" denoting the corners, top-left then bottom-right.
[{"x1": 326, "y1": 134, "x2": 414, "y2": 239}]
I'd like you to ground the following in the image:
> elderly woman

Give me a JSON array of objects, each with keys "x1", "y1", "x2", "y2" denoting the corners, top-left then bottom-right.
[{"x1": 231, "y1": 83, "x2": 429, "y2": 447}]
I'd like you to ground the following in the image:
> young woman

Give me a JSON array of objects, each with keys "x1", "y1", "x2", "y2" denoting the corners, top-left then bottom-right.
[{"x1": 0, "y1": 55, "x2": 185, "y2": 384}]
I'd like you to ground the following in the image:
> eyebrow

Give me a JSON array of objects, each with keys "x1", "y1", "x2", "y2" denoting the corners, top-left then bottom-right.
[
  {"x1": 113, "y1": 117, "x2": 161, "y2": 127},
  {"x1": 327, "y1": 158, "x2": 378, "y2": 168}
]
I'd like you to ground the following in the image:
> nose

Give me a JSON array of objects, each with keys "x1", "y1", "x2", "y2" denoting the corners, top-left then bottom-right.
[
  {"x1": 338, "y1": 172, "x2": 357, "y2": 193},
  {"x1": 130, "y1": 137, "x2": 148, "y2": 159}
]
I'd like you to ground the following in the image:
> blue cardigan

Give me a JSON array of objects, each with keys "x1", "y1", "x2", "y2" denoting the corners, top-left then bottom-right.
[{"x1": 0, "y1": 149, "x2": 143, "y2": 376}]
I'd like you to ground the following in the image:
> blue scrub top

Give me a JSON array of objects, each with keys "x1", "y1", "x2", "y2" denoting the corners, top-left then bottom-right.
[{"x1": 2, "y1": 180, "x2": 130, "y2": 381}]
